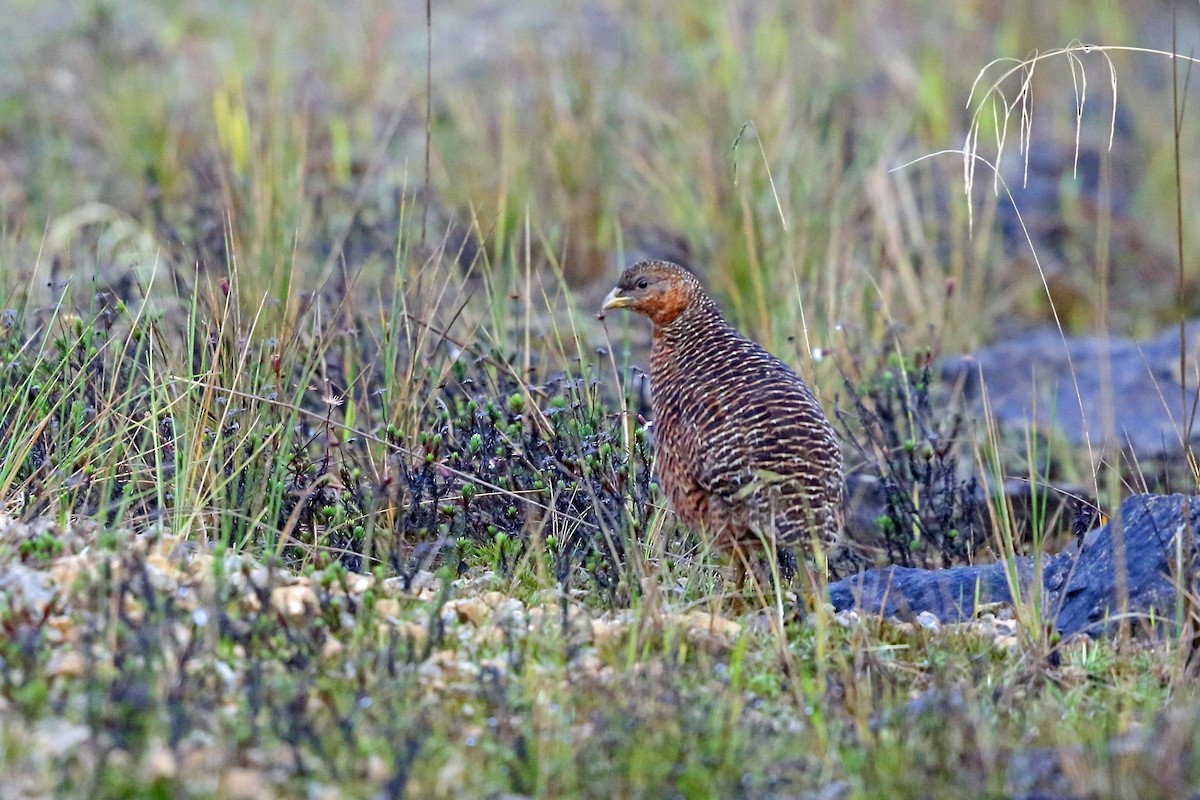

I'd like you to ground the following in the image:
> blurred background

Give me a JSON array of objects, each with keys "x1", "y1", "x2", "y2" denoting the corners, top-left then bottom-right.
[
  {"x1": 3, "y1": 1, "x2": 1200, "y2": 543},
  {"x1": 1, "y1": 0, "x2": 1196, "y2": 346}
]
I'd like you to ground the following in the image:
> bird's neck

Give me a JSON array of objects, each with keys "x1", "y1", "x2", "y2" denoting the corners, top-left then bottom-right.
[{"x1": 652, "y1": 298, "x2": 726, "y2": 355}]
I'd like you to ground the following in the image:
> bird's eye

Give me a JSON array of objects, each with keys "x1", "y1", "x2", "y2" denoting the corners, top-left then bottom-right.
[{"x1": 635, "y1": 278, "x2": 650, "y2": 289}]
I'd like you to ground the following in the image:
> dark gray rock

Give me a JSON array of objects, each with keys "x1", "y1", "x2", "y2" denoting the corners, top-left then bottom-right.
[
  {"x1": 829, "y1": 561, "x2": 1020, "y2": 621},
  {"x1": 829, "y1": 493, "x2": 1200, "y2": 637},
  {"x1": 828, "y1": 551, "x2": 1072, "y2": 623},
  {"x1": 1053, "y1": 493, "x2": 1200, "y2": 637},
  {"x1": 941, "y1": 321, "x2": 1200, "y2": 458}
]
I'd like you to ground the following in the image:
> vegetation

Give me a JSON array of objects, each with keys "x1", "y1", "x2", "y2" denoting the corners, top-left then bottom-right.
[{"x1": 1, "y1": 1, "x2": 1200, "y2": 797}]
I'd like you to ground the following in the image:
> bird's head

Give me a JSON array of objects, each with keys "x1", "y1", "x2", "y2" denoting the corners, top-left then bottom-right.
[{"x1": 599, "y1": 260, "x2": 704, "y2": 327}]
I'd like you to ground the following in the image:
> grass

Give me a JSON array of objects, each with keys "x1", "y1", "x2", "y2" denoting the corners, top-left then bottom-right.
[
  {"x1": 3, "y1": 0, "x2": 1200, "y2": 797},
  {"x1": 2, "y1": 520, "x2": 1193, "y2": 798}
]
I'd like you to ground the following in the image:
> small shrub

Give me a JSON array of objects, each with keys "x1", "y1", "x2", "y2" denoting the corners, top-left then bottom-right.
[{"x1": 837, "y1": 346, "x2": 987, "y2": 568}]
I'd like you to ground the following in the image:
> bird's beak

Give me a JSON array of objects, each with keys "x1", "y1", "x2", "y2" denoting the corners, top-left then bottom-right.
[{"x1": 601, "y1": 287, "x2": 630, "y2": 312}]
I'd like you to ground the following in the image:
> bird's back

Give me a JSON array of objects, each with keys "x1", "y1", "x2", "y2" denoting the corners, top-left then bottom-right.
[{"x1": 650, "y1": 308, "x2": 843, "y2": 555}]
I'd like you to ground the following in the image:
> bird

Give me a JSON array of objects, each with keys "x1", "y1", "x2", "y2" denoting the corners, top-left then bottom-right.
[{"x1": 600, "y1": 259, "x2": 844, "y2": 586}]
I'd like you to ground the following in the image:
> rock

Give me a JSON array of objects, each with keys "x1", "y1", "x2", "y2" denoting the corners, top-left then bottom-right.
[
  {"x1": 44, "y1": 615, "x2": 74, "y2": 644},
  {"x1": 483, "y1": 592, "x2": 527, "y2": 630},
  {"x1": 396, "y1": 621, "x2": 429, "y2": 652},
  {"x1": 827, "y1": 558, "x2": 1039, "y2": 622},
  {"x1": 834, "y1": 609, "x2": 861, "y2": 628},
  {"x1": 346, "y1": 572, "x2": 373, "y2": 594},
  {"x1": 1053, "y1": 493, "x2": 1200, "y2": 637},
  {"x1": 384, "y1": 570, "x2": 438, "y2": 596},
  {"x1": 0, "y1": 563, "x2": 56, "y2": 614},
  {"x1": 374, "y1": 598, "x2": 403, "y2": 618},
  {"x1": 269, "y1": 584, "x2": 318, "y2": 618},
  {"x1": 218, "y1": 767, "x2": 268, "y2": 800},
  {"x1": 590, "y1": 617, "x2": 628, "y2": 648},
  {"x1": 144, "y1": 742, "x2": 177, "y2": 779},
  {"x1": 1003, "y1": 746, "x2": 1083, "y2": 799},
  {"x1": 31, "y1": 719, "x2": 90, "y2": 759},
  {"x1": 321, "y1": 637, "x2": 344, "y2": 660},
  {"x1": 47, "y1": 555, "x2": 90, "y2": 590},
  {"x1": 145, "y1": 552, "x2": 183, "y2": 592},
  {"x1": 829, "y1": 493, "x2": 1200, "y2": 638},
  {"x1": 941, "y1": 320, "x2": 1200, "y2": 459},
  {"x1": 45, "y1": 649, "x2": 85, "y2": 679},
  {"x1": 442, "y1": 597, "x2": 490, "y2": 627},
  {"x1": 677, "y1": 611, "x2": 741, "y2": 640},
  {"x1": 528, "y1": 600, "x2": 593, "y2": 648},
  {"x1": 418, "y1": 650, "x2": 478, "y2": 690}
]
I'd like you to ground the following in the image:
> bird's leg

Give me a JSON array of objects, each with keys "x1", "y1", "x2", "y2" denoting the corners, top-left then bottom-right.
[
  {"x1": 727, "y1": 543, "x2": 757, "y2": 615},
  {"x1": 795, "y1": 562, "x2": 817, "y2": 619},
  {"x1": 733, "y1": 558, "x2": 747, "y2": 594},
  {"x1": 733, "y1": 541, "x2": 784, "y2": 615},
  {"x1": 792, "y1": 539, "x2": 829, "y2": 620}
]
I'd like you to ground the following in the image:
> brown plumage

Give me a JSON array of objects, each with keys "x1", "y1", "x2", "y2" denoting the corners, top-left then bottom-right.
[{"x1": 601, "y1": 260, "x2": 843, "y2": 578}]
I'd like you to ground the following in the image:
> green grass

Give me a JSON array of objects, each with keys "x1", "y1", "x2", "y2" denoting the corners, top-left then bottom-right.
[
  {"x1": 2, "y1": 520, "x2": 1195, "y2": 798},
  {"x1": 2, "y1": 1, "x2": 1200, "y2": 797}
]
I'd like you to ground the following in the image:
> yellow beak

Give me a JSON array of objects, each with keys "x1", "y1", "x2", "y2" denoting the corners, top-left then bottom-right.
[{"x1": 601, "y1": 287, "x2": 630, "y2": 312}]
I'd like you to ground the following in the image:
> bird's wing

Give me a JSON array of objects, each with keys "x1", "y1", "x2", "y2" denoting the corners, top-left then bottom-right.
[{"x1": 695, "y1": 371, "x2": 839, "y2": 506}]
